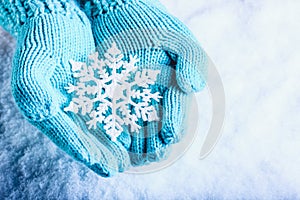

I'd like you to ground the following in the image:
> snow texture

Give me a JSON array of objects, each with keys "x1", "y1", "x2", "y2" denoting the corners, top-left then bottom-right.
[
  {"x1": 1, "y1": 0, "x2": 300, "y2": 199},
  {"x1": 64, "y1": 42, "x2": 161, "y2": 141}
]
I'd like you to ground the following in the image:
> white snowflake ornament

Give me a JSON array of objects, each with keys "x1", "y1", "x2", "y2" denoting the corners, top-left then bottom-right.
[{"x1": 64, "y1": 42, "x2": 162, "y2": 142}]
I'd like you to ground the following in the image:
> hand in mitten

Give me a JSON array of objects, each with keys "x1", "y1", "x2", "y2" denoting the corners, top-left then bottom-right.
[
  {"x1": 0, "y1": 0, "x2": 131, "y2": 176},
  {"x1": 80, "y1": 0, "x2": 208, "y2": 166}
]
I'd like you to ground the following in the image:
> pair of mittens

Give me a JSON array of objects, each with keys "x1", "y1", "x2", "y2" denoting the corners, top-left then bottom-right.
[{"x1": 0, "y1": 0, "x2": 207, "y2": 176}]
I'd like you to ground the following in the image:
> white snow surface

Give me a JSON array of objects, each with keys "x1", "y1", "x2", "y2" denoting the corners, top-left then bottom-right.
[{"x1": 1, "y1": 0, "x2": 300, "y2": 199}]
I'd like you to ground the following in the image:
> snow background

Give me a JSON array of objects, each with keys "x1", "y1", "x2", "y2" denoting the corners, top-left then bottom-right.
[{"x1": 1, "y1": 0, "x2": 300, "y2": 199}]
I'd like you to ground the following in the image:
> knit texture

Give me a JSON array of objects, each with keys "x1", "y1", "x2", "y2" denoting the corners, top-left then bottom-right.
[
  {"x1": 1, "y1": 0, "x2": 130, "y2": 176},
  {"x1": 80, "y1": 0, "x2": 208, "y2": 166},
  {"x1": 0, "y1": 0, "x2": 79, "y2": 36}
]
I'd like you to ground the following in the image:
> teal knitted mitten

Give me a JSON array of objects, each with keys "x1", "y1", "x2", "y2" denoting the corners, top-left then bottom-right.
[
  {"x1": 0, "y1": 0, "x2": 131, "y2": 176},
  {"x1": 80, "y1": 0, "x2": 208, "y2": 166}
]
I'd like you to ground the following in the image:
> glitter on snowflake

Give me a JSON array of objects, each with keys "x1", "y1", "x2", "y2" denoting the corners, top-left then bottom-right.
[{"x1": 64, "y1": 42, "x2": 162, "y2": 141}]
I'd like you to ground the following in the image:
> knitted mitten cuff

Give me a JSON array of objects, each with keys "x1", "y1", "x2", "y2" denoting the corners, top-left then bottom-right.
[
  {"x1": 0, "y1": 0, "x2": 82, "y2": 36},
  {"x1": 80, "y1": 0, "x2": 165, "y2": 17}
]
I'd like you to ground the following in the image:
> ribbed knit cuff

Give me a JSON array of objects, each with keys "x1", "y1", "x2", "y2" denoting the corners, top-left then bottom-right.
[
  {"x1": 0, "y1": 0, "x2": 81, "y2": 36},
  {"x1": 81, "y1": 0, "x2": 133, "y2": 17},
  {"x1": 81, "y1": 0, "x2": 164, "y2": 17}
]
